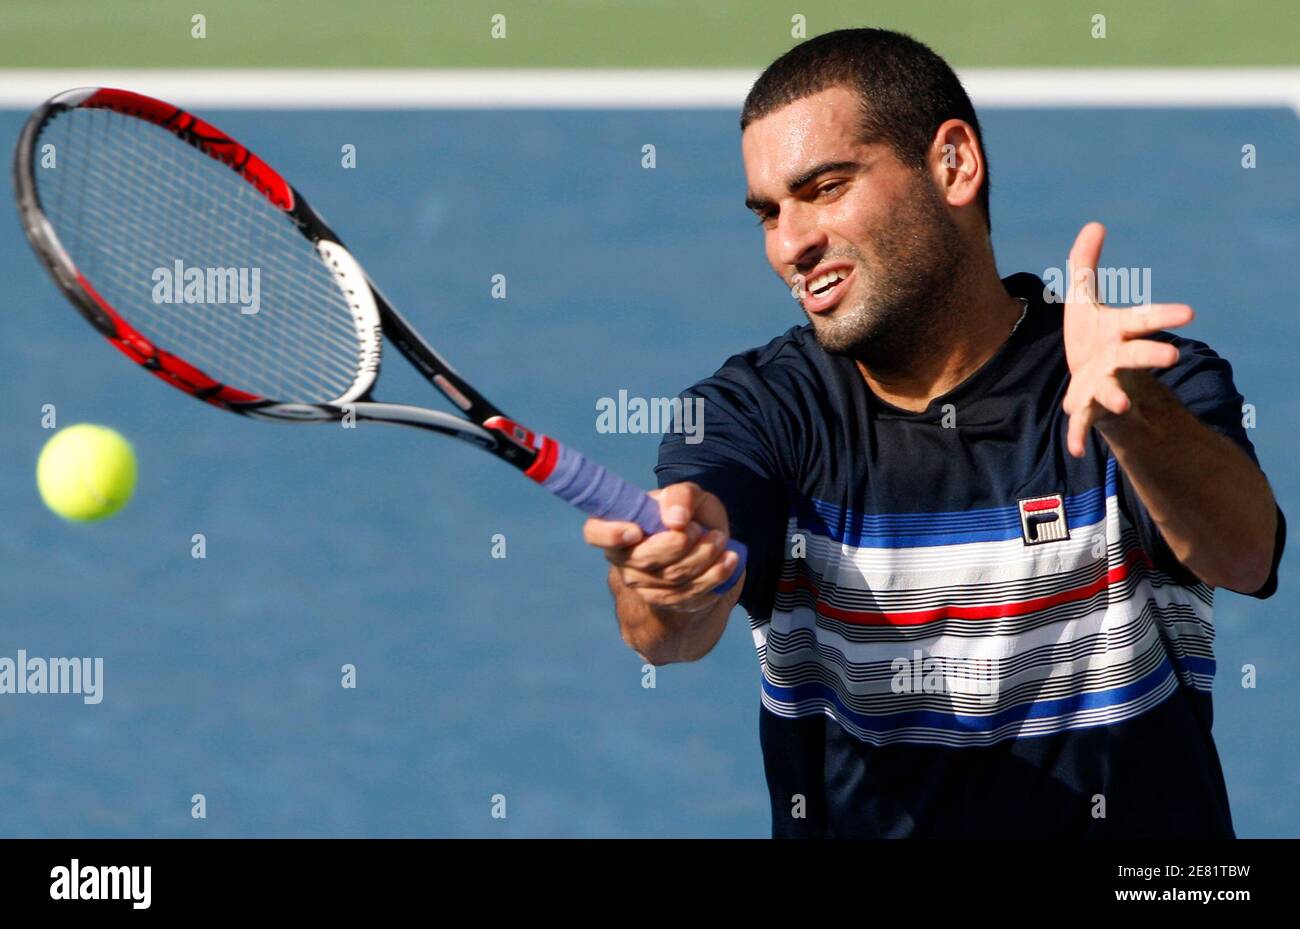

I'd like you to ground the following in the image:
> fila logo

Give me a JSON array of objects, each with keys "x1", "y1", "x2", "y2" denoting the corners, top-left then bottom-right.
[{"x1": 1019, "y1": 493, "x2": 1069, "y2": 545}]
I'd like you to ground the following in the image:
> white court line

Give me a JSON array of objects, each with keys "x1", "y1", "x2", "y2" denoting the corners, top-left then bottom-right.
[{"x1": 0, "y1": 69, "x2": 1297, "y2": 113}]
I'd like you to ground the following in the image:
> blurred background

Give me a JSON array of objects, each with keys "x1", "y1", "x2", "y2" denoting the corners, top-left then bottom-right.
[{"x1": 1, "y1": 0, "x2": 1297, "y2": 837}]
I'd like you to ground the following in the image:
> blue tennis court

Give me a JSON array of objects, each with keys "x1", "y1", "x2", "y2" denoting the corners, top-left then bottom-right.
[{"x1": 2, "y1": 106, "x2": 1296, "y2": 837}]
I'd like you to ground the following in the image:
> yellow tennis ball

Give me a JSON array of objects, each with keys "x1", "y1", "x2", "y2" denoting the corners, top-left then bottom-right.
[{"x1": 36, "y1": 424, "x2": 137, "y2": 522}]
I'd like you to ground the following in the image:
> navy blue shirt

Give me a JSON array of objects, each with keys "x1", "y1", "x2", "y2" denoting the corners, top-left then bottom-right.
[{"x1": 657, "y1": 273, "x2": 1285, "y2": 838}]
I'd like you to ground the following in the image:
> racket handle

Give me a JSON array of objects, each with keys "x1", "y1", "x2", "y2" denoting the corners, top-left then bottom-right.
[{"x1": 524, "y1": 437, "x2": 746, "y2": 595}]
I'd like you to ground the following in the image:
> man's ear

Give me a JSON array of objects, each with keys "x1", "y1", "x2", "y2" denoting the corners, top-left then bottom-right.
[{"x1": 929, "y1": 118, "x2": 985, "y2": 211}]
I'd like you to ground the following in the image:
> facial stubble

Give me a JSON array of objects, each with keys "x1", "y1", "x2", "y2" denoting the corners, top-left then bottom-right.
[{"x1": 806, "y1": 175, "x2": 965, "y2": 374}]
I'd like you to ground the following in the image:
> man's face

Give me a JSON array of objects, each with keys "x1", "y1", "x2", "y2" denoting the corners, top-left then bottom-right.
[{"x1": 742, "y1": 86, "x2": 961, "y2": 359}]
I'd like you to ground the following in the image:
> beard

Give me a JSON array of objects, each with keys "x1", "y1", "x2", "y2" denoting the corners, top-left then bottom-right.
[{"x1": 805, "y1": 175, "x2": 965, "y2": 372}]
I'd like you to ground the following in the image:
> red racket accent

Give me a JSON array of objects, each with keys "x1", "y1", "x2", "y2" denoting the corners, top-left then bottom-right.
[
  {"x1": 83, "y1": 88, "x2": 294, "y2": 211},
  {"x1": 484, "y1": 416, "x2": 559, "y2": 482},
  {"x1": 78, "y1": 274, "x2": 262, "y2": 407},
  {"x1": 524, "y1": 436, "x2": 560, "y2": 483}
]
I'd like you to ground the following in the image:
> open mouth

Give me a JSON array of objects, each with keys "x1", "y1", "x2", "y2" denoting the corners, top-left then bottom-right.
[
  {"x1": 808, "y1": 268, "x2": 847, "y2": 297},
  {"x1": 801, "y1": 265, "x2": 854, "y2": 313}
]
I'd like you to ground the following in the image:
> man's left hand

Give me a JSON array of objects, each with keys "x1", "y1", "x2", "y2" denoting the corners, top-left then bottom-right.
[{"x1": 1061, "y1": 221, "x2": 1195, "y2": 457}]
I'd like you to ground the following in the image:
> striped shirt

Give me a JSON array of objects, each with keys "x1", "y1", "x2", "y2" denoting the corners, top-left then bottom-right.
[{"x1": 657, "y1": 273, "x2": 1285, "y2": 838}]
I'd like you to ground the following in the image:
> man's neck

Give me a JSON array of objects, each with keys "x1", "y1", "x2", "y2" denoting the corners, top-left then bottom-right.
[{"x1": 856, "y1": 269, "x2": 1026, "y2": 413}]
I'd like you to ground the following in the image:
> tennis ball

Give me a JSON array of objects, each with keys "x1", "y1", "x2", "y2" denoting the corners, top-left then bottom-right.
[{"x1": 36, "y1": 424, "x2": 137, "y2": 522}]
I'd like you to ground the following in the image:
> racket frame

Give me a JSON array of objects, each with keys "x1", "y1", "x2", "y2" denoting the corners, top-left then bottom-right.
[{"x1": 13, "y1": 86, "x2": 536, "y2": 467}]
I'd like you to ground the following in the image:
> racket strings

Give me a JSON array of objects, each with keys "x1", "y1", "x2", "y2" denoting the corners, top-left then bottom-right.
[
  {"x1": 62, "y1": 108, "x2": 363, "y2": 398},
  {"x1": 35, "y1": 106, "x2": 367, "y2": 403},
  {"x1": 74, "y1": 146, "x2": 361, "y2": 394},
  {"x1": 89, "y1": 110, "x2": 363, "y2": 398}
]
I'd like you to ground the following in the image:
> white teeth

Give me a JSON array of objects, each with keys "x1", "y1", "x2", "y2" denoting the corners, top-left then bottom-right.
[{"x1": 809, "y1": 269, "x2": 844, "y2": 294}]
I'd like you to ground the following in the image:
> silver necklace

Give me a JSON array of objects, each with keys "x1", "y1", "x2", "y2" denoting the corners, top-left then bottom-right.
[{"x1": 1010, "y1": 297, "x2": 1029, "y2": 335}]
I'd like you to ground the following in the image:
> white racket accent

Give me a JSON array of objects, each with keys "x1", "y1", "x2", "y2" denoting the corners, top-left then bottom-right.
[{"x1": 316, "y1": 239, "x2": 383, "y2": 404}]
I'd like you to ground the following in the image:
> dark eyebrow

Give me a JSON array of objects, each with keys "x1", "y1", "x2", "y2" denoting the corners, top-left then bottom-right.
[{"x1": 745, "y1": 160, "x2": 861, "y2": 213}]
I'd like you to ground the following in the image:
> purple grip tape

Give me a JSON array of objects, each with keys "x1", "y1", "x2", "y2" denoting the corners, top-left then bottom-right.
[{"x1": 539, "y1": 441, "x2": 746, "y2": 594}]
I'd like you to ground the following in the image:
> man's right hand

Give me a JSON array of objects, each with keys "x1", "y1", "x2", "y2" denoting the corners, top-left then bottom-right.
[{"x1": 582, "y1": 481, "x2": 743, "y2": 663}]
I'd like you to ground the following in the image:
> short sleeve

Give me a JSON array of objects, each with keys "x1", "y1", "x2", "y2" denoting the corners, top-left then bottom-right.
[
  {"x1": 1115, "y1": 335, "x2": 1285, "y2": 598},
  {"x1": 655, "y1": 364, "x2": 791, "y2": 619}
]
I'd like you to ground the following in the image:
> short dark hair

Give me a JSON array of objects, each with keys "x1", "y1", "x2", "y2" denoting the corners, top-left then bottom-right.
[{"x1": 740, "y1": 28, "x2": 991, "y2": 231}]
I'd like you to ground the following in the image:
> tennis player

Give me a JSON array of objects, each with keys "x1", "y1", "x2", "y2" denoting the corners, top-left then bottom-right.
[{"x1": 584, "y1": 28, "x2": 1285, "y2": 838}]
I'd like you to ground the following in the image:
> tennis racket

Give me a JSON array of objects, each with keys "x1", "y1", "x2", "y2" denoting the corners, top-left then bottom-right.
[{"x1": 14, "y1": 87, "x2": 745, "y2": 593}]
